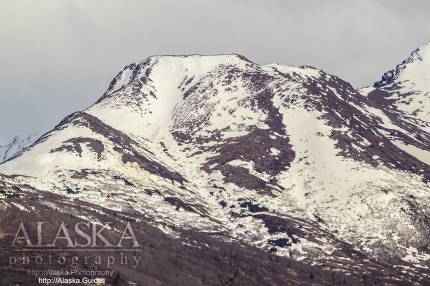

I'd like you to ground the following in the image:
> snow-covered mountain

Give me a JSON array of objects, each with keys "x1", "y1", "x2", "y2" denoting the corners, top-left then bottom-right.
[
  {"x1": 364, "y1": 42, "x2": 430, "y2": 131},
  {"x1": 361, "y1": 42, "x2": 430, "y2": 168},
  {"x1": 1, "y1": 52, "x2": 429, "y2": 284},
  {"x1": 0, "y1": 132, "x2": 41, "y2": 163}
]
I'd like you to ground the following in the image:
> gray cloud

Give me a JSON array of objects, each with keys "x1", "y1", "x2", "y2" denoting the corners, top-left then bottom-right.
[{"x1": 1, "y1": 0, "x2": 429, "y2": 142}]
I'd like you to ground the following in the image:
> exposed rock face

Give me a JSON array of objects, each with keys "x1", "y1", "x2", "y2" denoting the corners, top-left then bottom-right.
[{"x1": 1, "y1": 53, "x2": 430, "y2": 284}]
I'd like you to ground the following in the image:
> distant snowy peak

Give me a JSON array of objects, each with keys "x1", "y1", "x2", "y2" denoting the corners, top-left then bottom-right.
[
  {"x1": 0, "y1": 132, "x2": 41, "y2": 162},
  {"x1": 374, "y1": 41, "x2": 430, "y2": 88}
]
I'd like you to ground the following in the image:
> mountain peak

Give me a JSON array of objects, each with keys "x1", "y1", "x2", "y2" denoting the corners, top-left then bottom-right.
[
  {"x1": 374, "y1": 41, "x2": 430, "y2": 88},
  {"x1": 101, "y1": 54, "x2": 253, "y2": 98}
]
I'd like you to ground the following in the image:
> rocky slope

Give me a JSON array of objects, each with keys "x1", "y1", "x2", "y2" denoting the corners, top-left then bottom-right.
[{"x1": 0, "y1": 52, "x2": 429, "y2": 284}]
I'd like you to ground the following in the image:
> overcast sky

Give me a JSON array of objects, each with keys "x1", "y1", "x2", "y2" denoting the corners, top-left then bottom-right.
[{"x1": 0, "y1": 0, "x2": 429, "y2": 142}]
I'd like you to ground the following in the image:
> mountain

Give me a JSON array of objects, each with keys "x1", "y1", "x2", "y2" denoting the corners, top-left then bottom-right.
[
  {"x1": 362, "y1": 42, "x2": 430, "y2": 168},
  {"x1": 1, "y1": 53, "x2": 429, "y2": 285},
  {"x1": 0, "y1": 132, "x2": 41, "y2": 163}
]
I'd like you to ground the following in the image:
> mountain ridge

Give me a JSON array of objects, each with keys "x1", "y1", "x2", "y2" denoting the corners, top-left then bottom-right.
[{"x1": 374, "y1": 41, "x2": 430, "y2": 88}]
